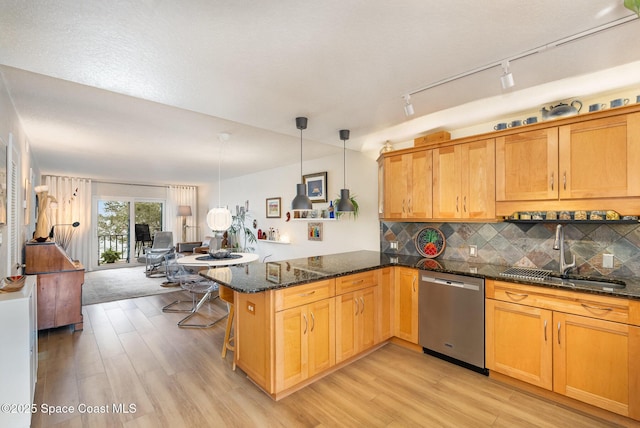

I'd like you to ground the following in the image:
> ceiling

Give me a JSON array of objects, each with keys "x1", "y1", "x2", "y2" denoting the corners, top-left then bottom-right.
[{"x1": 1, "y1": 1, "x2": 639, "y2": 185}]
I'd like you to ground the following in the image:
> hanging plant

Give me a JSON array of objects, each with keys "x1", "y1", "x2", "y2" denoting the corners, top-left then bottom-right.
[
  {"x1": 333, "y1": 194, "x2": 359, "y2": 220},
  {"x1": 625, "y1": 0, "x2": 640, "y2": 16}
]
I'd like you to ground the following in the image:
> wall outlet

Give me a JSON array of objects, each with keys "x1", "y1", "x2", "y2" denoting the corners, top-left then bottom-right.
[
  {"x1": 390, "y1": 241, "x2": 398, "y2": 250},
  {"x1": 469, "y1": 245, "x2": 477, "y2": 257},
  {"x1": 602, "y1": 253, "x2": 614, "y2": 269}
]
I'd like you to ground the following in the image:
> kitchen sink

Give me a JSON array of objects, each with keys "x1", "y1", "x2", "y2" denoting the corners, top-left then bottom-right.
[{"x1": 546, "y1": 276, "x2": 626, "y2": 290}]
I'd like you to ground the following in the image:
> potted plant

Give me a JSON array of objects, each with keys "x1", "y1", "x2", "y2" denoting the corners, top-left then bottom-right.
[
  {"x1": 333, "y1": 194, "x2": 359, "y2": 219},
  {"x1": 228, "y1": 208, "x2": 257, "y2": 252},
  {"x1": 101, "y1": 248, "x2": 121, "y2": 263}
]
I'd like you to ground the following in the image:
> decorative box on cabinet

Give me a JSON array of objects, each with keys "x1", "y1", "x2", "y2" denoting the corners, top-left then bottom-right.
[
  {"x1": 0, "y1": 275, "x2": 37, "y2": 428},
  {"x1": 25, "y1": 241, "x2": 85, "y2": 331}
]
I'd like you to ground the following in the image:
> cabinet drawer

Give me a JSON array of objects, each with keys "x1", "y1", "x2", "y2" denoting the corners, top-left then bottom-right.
[
  {"x1": 274, "y1": 279, "x2": 335, "y2": 311},
  {"x1": 336, "y1": 270, "x2": 378, "y2": 295},
  {"x1": 488, "y1": 280, "x2": 629, "y2": 324}
]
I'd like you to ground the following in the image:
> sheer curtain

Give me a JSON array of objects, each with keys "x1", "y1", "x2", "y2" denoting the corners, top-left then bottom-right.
[
  {"x1": 167, "y1": 186, "x2": 198, "y2": 242},
  {"x1": 44, "y1": 175, "x2": 92, "y2": 268}
]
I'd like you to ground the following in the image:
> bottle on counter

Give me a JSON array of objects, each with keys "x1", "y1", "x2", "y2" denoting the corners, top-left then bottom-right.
[{"x1": 329, "y1": 201, "x2": 335, "y2": 219}]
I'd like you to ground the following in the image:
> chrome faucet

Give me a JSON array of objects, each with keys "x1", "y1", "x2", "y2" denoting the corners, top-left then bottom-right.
[{"x1": 553, "y1": 224, "x2": 576, "y2": 276}]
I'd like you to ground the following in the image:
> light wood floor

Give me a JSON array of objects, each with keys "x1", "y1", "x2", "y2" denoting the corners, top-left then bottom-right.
[{"x1": 32, "y1": 291, "x2": 632, "y2": 428}]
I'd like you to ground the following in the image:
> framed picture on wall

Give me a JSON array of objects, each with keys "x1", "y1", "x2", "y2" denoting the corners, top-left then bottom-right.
[
  {"x1": 266, "y1": 197, "x2": 281, "y2": 218},
  {"x1": 308, "y1": 222, "x2": 323, "y2": 241},
  {"x1": 303, "y1": 171, "x2": 327, "y2": 203}
]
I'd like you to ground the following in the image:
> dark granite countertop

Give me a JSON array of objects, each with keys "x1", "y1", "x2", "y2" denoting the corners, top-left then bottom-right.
[{"x1": 200, "y1": 250, "x2": 640, "y2": 300}]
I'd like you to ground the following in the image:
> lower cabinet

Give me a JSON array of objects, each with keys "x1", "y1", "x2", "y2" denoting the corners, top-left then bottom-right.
[
  {"x1": 335, "y1": 287, "x2": 376, "y2": 363},
  {"x1": 0, "y1": 276, "x2": 38, "y2": 428},
  {"x1": 394, "y1": 267, "x2": 419, "y2": 344},
  {"x1": 486, "y1": 280, "x2": 639, "y2": 420},
  {"x1": 275, "y1": 298, "x2": 335, "y2": 392}
]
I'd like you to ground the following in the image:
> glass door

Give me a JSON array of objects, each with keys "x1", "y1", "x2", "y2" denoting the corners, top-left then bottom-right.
[{"x1": 96, "y1": 199, "x2": 131, "y2": 266}]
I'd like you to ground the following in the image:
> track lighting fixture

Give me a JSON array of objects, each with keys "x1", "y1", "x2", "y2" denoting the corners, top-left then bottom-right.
[
  {"x1": 336, "y1": 129, "x2": 354, "y2": 213},
  {"x1": 500, "y1": 60, "x2": 515, "y2": 89},
  {"x1": 291, "y1": 117, "x2": 313, "y2": 210},
  {"x1": 403, "y1": 94, "x2": 415, "y2": 116}
]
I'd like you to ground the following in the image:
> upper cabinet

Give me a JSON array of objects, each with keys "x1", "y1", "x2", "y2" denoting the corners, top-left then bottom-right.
[
  {"x1": 383, "y1": 150, "x2": 432, "y2": 219},
  {"x1": 497, "y1": 112, "x2": 640, "y2": 202},
  {"x1": 433, "y1": 138, "x2": 495, "y2": 219},
  {"x1": 558, "y1": 113, "x2": 640, "y2": 199}
]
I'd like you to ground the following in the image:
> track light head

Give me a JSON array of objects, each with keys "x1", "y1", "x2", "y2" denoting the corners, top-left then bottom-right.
[
  {"x1": 403, "y1": 94, "x2": 415, "y2": 116},
  {"x1": 500, "y1": 61, "x2": 515, "y2": 89}
]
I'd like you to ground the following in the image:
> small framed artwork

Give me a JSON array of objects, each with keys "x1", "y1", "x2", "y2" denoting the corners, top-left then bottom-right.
[
  {"x1": 308, "y1": 222, "x2": 323, "y2": 241},
  {"x1": 266, "y1": 262, "x2": 281, "y2": 283},
  {"x1": 303, "y1": 171, "x2": 327, "y2": 203},
  {"x1": 266, "y1": 197, "x2": 281, "y2": 218}
]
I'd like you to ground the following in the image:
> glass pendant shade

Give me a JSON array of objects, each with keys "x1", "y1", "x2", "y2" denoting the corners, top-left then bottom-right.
[
  {"x1": 337, "y1": 188, "x2": 354, "y2": 212},
  {"x1": 206, "y1": 207, "x2": 232, "y2": 231},
  {"x1": 292, "y1": 183, "x2": 312, "y2": 210}
]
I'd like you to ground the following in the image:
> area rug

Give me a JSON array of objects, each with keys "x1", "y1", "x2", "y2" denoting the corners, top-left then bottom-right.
[{"x1": 82, "y1": 265, "x2": 181, "y2": 305}]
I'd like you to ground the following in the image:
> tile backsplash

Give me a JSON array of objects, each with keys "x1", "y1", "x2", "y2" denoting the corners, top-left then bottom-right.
[{"x1": 380, "y1": 221, "x2": 640, "y2": 278}]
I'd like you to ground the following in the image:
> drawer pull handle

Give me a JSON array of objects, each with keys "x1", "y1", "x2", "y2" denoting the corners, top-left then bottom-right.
[
  {"x1": 505, "y1": 290, "x2": 528, "y2": 300},
  {"x1": 298, "y1": 290, "x2": 316, "y2": 297},
  {"x1": 550, "y1": 172, "x2": 554, "y2": 191},
  {"x1": 351, "y1": 279, "x2": 364, "y2": 285},
  {"x1": 354, "y1": 298, "x2": 359, "y2": 316},
  {"x1": 360, "y1": 297, "x2": 365, "y2": 315},
  {"x1": 544, "y1": 320, "x2": 547, "y2": 342},
  {"x1": 581, "y1": 303, "x2": 613, "y2": 312},
  {"x1": 310, "y1": 312, "x2": 315, "y2": 332}
]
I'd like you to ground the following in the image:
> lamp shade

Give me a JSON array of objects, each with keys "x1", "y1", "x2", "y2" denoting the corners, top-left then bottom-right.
[
  {"x1": 177, "y1": 205, "x2": 192, "y2": 217},
  {"x1": 337, "y1": 188, "x2": 355, "y2": 212},
  {"x1": 292, "y1": 183, "x2": 312, "y2": 210},
  {"x1": 206, "y1": 207, "x2": 232, "y2": 232}
]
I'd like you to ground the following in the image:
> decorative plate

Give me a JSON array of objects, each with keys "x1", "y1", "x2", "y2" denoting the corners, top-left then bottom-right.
[{"x1": 414, "y1": 227, "x2": 446, "y2": 258}]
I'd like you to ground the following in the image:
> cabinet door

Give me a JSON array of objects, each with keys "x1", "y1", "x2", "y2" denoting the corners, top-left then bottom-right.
[
  {"x1": 307, "y1": 299, "x2": 335, "y2": 378},
  {"x1": 461, "y1": 139, "x2": 495, "y2": 219},
  {"x1": 559, "y1": 113, "x2": 640, "y2": 199},
  {"x1": 432, "y1": 145, "x2": 461, "y2": 218},
  {"x1": 275, "y1": 306, "x2": 307, "y2": 391},
  {"x1": 377, "y1": 268, "x2": 393, "y2": 342},
  {"x1": 496, "y1": 128, "x2": 558, "y2": 201},
  {"x1": 407, "y1": 150, "x2": 432, "y2": 219},
  {"x1": 553, "y1": 312, "x2": 632, "y2": 417},
  {"x1": 383, "y1": 155, "x2": 407, "y2": 219},
  {"x1": 336, "y1": 292, "x2": 358, "y2": 363},
  {"x1": 394, "y1": 268, "x2": 418, "y2": 344},
  {"x1": 485, "y1": 299, "x2": 553, "y2": 390},
  {"x1": 358, "y1": 287, "x2": 376, "y2": 352}
]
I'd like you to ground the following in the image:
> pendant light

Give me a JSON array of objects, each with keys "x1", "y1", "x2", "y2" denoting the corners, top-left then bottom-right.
[
  {"x1": 336, "y1": 129, "x2": 355, "y2": 212},
  {"x1": 207, "y1": 133, "x2": 233, "y2": 251},
  {"x1": 291, "y1": 117, "x2": 313, "y2": 210}
]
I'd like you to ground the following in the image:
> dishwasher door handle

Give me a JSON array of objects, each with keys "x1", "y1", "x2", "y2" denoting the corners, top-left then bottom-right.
[{"x1": 421, "y1": 276, "x2": 480, "y2": 291}]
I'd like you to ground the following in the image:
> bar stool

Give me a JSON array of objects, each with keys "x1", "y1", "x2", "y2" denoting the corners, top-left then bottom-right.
[{"x1": 219, "y1": 284, "x2": 235, "y2": 370}]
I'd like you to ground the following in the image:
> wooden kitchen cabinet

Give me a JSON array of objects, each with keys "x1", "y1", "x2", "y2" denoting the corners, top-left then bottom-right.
[
  {"x1": 558, "y1": 113, "x2": 640, "y2": 199},
  {"x1": 275, "y1": 298, "x2": 335, "y2": 391},
  {"x1": 394, "y1": 267, "x2": 419, "y2": 344},
  {"x1": 433, "y1": 138, "x2": 495, "y2": 219},
  {"x1": 496, "y1": 112, "x2": 640, "y2": 203},
  {"x1": 383, "y1": 150, "x2": 432, "y2": 219},
  {"x1": 335, "y1": 286, "x2": 376, "y2": 362},
  {"x1": 496, "y1": 128, "x2": 558, "y2": 202},
  {"x1": 486, "y1": 299, "x2": 553, "y2": 390},
  {"x1": 486, "y1": 279, "x2": 639, "y2": 420}
]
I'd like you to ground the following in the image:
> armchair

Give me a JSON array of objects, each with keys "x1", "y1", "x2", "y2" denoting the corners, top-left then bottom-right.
[{"x1": 137, "y1": 231, "x2": 175, "y2": 277}]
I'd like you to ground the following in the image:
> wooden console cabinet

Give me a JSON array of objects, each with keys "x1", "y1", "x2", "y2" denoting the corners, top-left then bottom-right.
[{"x1": 25, "y1": 241, "x2": 85, "y2": 331}]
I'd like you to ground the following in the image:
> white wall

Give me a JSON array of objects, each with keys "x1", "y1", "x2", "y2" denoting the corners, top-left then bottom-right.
[
  {"x1": 0, "y1": 74, "x2": 38, "y2": 277},
  {"x1": 201, "y1": 150, "x2": 380, "y2": 262}
]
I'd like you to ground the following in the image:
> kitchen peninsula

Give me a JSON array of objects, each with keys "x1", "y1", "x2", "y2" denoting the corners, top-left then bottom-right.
[{"x1": 201, "y1": 250, "x2": 640, "y2": 421}]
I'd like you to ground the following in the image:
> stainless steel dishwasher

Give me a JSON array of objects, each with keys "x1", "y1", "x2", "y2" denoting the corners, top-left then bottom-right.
[{"x1": 418, "y1": 270, "x2": 487, "y2": 374}]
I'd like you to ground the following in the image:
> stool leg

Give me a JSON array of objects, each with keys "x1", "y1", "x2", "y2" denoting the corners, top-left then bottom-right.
[{"x1": 222, "y1": 302, "x2": 235, "y2": 370}]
